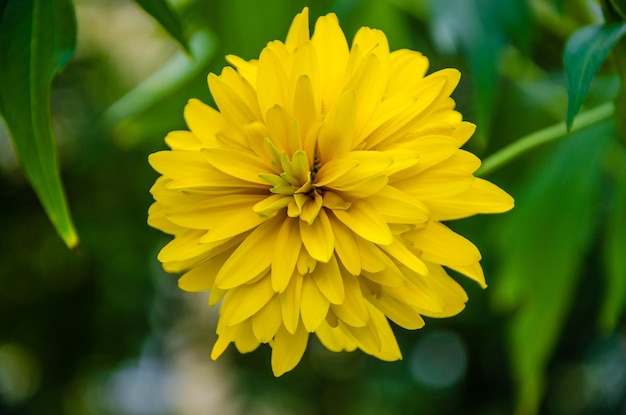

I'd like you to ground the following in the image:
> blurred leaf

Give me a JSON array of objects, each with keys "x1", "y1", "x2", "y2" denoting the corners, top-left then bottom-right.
[
  {"x1": 104, "y1": 30, "x2": 216, "y2": 147},
  {"x1": 133, "y1": 0, "x2": 190, "y2": 53},
  {"x1": 564, "y1": 23, "x2": 626, "y2": 130},
  {"x1": 599, "y1": 146, "x2": 626, "y2": 331},
  {"x1": 427, "y1": 0, "x2": 531, "y2": 148},
  {"x1": 606, "y1": 0, "x2": 626, "y2": 20},
  {"x1": 491, "y1": 121, "x2": 614, "y2": 414},
  {"x1": 0, "y1": 0, "x2": 78, "y2": 249}
]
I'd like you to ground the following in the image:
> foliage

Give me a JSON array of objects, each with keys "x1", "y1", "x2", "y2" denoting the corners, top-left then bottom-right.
[{"x1": 1, "y1": 0, "x2": 626, "y2": 414}]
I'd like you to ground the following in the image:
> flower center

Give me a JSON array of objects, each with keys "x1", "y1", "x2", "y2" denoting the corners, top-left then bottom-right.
[{"x1": 256, "y1": 149, "x2": 325, "y2": 224}]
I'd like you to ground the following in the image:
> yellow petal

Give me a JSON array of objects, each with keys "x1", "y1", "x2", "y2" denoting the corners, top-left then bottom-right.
[
  {"x1": 285, "y1": 7, "x2": 310, "y2": 51},
  {"x1": 209, "y1": 286, "x2": 226, "y2": 306},
  {"x1": 362, "y1": 269, "x2": 405, "y2": 287},
  {"x1": 280, "y1": 273, "x2": 303, "y2": 334},
  {"x1": 332, "y1": 202, "x2": 393, "y2": 245},
  {"x1": 357, "y1": 95, "x2": 416, "y2": 148},
  {"x1": 183, "y1": 98, "x2": 224, "y2": 145},
  {"x1": 271, "y1": 218, "x2": 301, "y2": 292},
  {"x1": 318, "y1": 151, "x2": 392, "y2": 190},
  {"x1": 252, "y1": 296, "x2": 283, "y2": 343},
  {"x1": 313, "y1": 254, "x2": 344, "y2": 304},
  {"x1": 218, "y1": 66, "x2": 262, "y2": 121},
  {"x1": 368, "y1": 287, "x2": 425, "y2": 330},
  {"x1": 329, "y1": 215, "x2": 361, "y2": 275},
  {"x1": 343, "y1": 53, "x2": 385, "y2": 142},
  {"x1": 369, "y1": 185, "x2": 430, "y2": 224},
  {"x1": 203, "y1": 148, "x2": 271, "y2": 185},
  {"x1": 405, "y1": 221, "x2": 481, "y2": 266},
  {"x1": 317, "y1": 90, "x2": 356, "y2": 163},
  {"x1": 386, "y1": 49, "x2": 429, "y2": 96},
  {"x1": 379, "y1": 236, "x2": 428, "y2": 275},
  {"x1": 257, "y1": 43, "x2": 289, "y2": 119},
  {"x1": 428, "y1": 178, "x2": 515, "y2": 220},
  {"x1": 332, "y1": 174, "x2": 389, "y2": 200},
  {"x1": 301, "y1": 275, "x2": 330, "y2": 332},
  {"x1": 265, "y1": 105, "x2": 292, "y2": 156},
  {"x1": 211, "y1": 320, "x2": 236, "y2": 360},
  {"x1": 167, "y1": 194, "x2": 265, "y2": 229},
  {"x1": 198, "y1": 210, "x2": 266, "y2": 244},
  {"x1": 300, "y1": 192, "x2": 323, "y2": 224},
  {"x1": 300, "y1": 209, "x2": 334, "y2": 262},
  {"x1": 449, "y1": 261, "x2": 487, "y2": 288},
  {"x1": 220, "y1": 275, "x2": 274, "y2": 326},
  {"x1": 296, "y1": 249, "x2": 317, "y2": 275},
  {"x1": 330, "y1": 273, "x2": 369, "y2": 327},
  {"x1": 314, "y1": 158, "x2": 359, "y2": 187},
  {"x1": 164, "y1": 130, "x2": 203, "y2": 151},
  {"x1": 178, "y1": 250, "x2": 231, "y2": 292},
  {"x1": 149, "y1": 150, "x2": 211, "y2": 180},
  {"x1": 233, "y1": 321, "x2": 261, "y2": 353},
  {"x1": 315, "y1": 320, "x2": 357, "y2": 352},
  {"x1": 389, "y1": 271, "x2": 445, "y2": 314},
  {"x1": 214, "y1": 216, "x2": 280, "y2": 289},
  {"x1": 253, "y1": 194, "x2": 291, "y2": 218},
  {"x1": 225, "y1": 54, "x2": 258, "y2": 87},
  {"x1": 351, "y1": 27, "x2": 389, "y2": 64},
  {"x1": 207, "y1": 71, "x2": 256, "y2": 126},
  {"x1": 271, "y1": 324, "x2": 309, "y2": 376},
  {"x1": 157, "y1": 229, "x2": 212, "y2": 263},
  {"x1": 364, "y1": 303, "x2": 402, "y2": 361},
  {"x1": 292, "y1": 74, "x2": 318, "y2": 149},
  {"x1": 364, "y1": 76, "x2": 448, "y2": 147},
  {"x1": 339, "y1": 317, "x2": 381, "y2": 355},
  {"x1": 311, "y1": 13, "x2": 349, "y2": 113},
  {"x1": 451, "y1": 121, "x2": 476, "y2": 146},
  {"x1": 409, "y1": 263, "x2": 468, "y2": 318}
]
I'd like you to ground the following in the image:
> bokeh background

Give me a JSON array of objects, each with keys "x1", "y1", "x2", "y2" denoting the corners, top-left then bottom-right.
[{"x1": 1, "y1": 0, "x2": 626, "y2": 414}]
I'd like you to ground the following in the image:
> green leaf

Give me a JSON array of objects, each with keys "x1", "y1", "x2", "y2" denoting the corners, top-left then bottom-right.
[
  {"x1": 103, "y1": 31, "x2": 216, "y2": 147},
  {"x1": 599, "y1": 147, "x2": 626, "y2": 332},
  {"x1": 491, "y1": 121, "x2": 614, "y2": 414},
  {"x1": 0, "y1": 0, "x2": 79, "y2": 249},
  {"x1": 133, "y1": 0, "x2": 190, "y2": 53},
  {"x1": 564, "y1": 23, "x2": 626, "y2": 130}
]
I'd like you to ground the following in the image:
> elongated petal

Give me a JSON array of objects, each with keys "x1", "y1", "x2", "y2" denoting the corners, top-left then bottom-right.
[
  {"x1": 317, "y1": 90, "x2": 356, "y2": 163},
  {"x1": 300, "y1": 209, "x2": 334, "y2": 262},
  {"x1": 332, "y1": 202, "x2": 393, "y2": 245},
  {"x1": 214, "y1": 217, "x2": 279, "y2": 289},
  {"x1": 285, "y1": 7, "x2": 310, "y2": 51},
  {"x1": 252, "y1": 297, "x2": 283, "y2": 343},
  {"x1": 301, "y1": 276, "x2": 330, "y2": 332},
  {"x1": 313, "y1": 255, "x2": 345, "y2": 304},
  {"x1": 203, "y1": 148, "x2": 271, "y2": 184},
  {"x1": 405, "y1": 221, "x2": 481, "y2": 266},
  {"x1": 281, "y1": 273, "x2": 304, "y2": 334},
  {"x1": 220, "y1": 275, "x2": 275, "y2": 326},
  {"x1": 271, "y1": 324, "x2": 309, "y2": 376},
  {"x1": 271, "y1": 218, "x2": 302, "y2": 292},
  {"x1": 329, "y1": 215, "x2": 361, "y2": 275}
]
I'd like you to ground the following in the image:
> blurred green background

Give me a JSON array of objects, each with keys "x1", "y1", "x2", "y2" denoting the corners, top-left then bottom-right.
[{"x1": 1, "y1": 0, "x2": 626, "y2": 414}]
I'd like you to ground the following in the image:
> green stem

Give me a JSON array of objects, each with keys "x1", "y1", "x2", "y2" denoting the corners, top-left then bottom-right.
[{"x1": 477, "y1": 102, "x2": 615, "y2": 176}]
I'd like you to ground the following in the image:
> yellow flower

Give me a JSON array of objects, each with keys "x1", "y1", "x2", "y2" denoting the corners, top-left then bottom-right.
[{"x1": 148, "y1": 7, "x2": 513, "y2": 376}]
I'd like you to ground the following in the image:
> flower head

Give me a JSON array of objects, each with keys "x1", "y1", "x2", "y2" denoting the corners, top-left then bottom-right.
[{"x1": 148, "y1": 8, "x2": 513, "y2": 376}]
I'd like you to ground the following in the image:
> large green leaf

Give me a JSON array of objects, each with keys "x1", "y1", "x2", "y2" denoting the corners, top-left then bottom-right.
[
  {"x1": 599, "y1": 144, "x2": 626, "y2": 331},
  {"x1": 491, "y1": 121, "x2": 614, "y2": 414},
  {"x1": 133, "y1": 0, "x2": 190, "y2": 53},
  {"x1": 564, "y1": 23, "x2": 626, "y2": 130},
  {"x1": 0, "y1": 0, "x2": 78, "y2": 249}
]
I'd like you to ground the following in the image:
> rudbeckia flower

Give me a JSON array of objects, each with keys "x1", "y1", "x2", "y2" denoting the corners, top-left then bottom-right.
[{"x1": 148, "y1": 7, "x2": 514, "y2": 376}]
